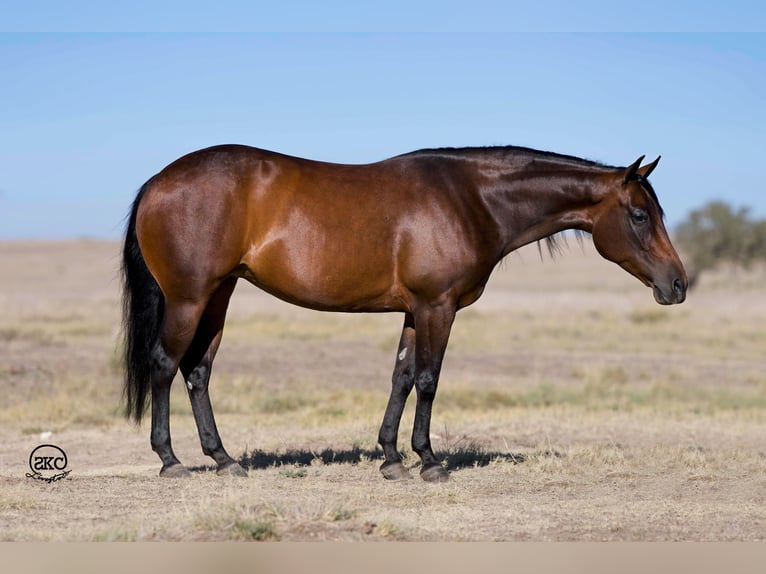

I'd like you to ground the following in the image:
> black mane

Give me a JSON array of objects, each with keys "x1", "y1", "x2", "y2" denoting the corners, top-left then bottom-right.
[
  {"x1": 402, "y1": 145, "x2": 617, "y2": 170},
  {"x1": 405, "y1": 145, "x2": 664, "y2": 216}
]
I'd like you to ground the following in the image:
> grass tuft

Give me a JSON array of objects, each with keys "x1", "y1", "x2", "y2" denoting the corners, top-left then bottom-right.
[
  {"x1": 229, "y1": 518, "x2": 279, "y2": 541},
  {"x1": 195, "y1": 503, "x2": 280, "y2": 541},
  {"x1": 279, "y1": 468, "x2": 308, "y2": 479}
]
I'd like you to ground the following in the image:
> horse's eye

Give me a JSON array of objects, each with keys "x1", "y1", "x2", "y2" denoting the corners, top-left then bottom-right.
[{"x1": 631, "y1": 209, "x2": 649, "y2": 225}]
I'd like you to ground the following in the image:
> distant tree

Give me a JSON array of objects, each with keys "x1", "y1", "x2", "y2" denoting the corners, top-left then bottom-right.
[
  {"x1": 747, "y1": 219, "x2": 766, "y2": 264},
  {"x1": 675, "y1": 201, "x2": 766, "y2": 288}
]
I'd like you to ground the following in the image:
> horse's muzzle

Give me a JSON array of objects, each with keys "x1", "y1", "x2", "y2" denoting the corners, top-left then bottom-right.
[{"x1": 653, "y1": 277, "x2": 687, "y2": 305}]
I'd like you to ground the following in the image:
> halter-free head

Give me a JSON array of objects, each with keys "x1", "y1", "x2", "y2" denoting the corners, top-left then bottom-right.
[{"x1": 591, "y1": 156, "x2": 687, "y2": 305}]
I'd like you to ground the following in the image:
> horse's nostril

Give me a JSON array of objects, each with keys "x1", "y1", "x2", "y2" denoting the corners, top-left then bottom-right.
[{"x1": 673, "y1": 278, "x2": 684, "y2": 295}]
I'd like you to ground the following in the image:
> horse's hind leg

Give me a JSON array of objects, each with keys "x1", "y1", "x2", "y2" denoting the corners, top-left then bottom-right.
[
  {"x1": 151, "y1": 299, "x2": 207, "y2": 478},
  {"x1": 378, "y1": 313, "x2": 416, "y2": 480},
  {"x1": 179, "y1": 277, "x2": 246, "y2": 477}
]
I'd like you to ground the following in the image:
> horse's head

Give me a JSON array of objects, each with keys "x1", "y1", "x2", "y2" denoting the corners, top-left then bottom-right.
[{"x1": 591, "y1": 156, "x2": 687, "y2": 305}]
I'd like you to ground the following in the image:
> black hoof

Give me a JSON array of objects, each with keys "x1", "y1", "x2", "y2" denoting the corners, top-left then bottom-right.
[
  {"x1": 217, "y1": 462, "x2": 248, "y2": 477},
  {"x1": 380, "y1": 460, "x2": 413, "y2": 481},
  {"x1": 159, "y1": 463, "x2": 192, "y2": 478},
  {"x1": 420, "y1": 463, "x2": 449, "y2": 483}
]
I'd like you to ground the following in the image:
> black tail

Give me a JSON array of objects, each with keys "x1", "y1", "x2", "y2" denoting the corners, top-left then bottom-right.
[{"x1": 121, "y1": 180, "x2": 163, "y2": 424}]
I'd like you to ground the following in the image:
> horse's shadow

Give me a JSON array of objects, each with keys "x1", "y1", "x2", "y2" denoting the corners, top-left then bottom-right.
[{"x1": 189, "y1": 446, "x2": 527, "y2": 474}]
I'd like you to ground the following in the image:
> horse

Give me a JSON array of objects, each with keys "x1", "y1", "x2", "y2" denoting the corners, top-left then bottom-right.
[{"x1": 122, "y1": 144, "x2": 687, "y2": 482}]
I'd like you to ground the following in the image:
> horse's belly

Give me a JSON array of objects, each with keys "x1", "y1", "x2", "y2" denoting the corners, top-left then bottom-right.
[{"x1": 238, "y1": 241, "x2": 405, "y2": 313}]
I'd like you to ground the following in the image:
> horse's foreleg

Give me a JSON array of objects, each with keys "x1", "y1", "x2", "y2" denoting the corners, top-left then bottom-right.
[
  {"x1": 378, "y1": 313, "x2": 416, "y2": 480},
  {"x1": 411, "y1": 301, "x2": 455, "y2": 483},
  {"x1": 180, "y1": 278, "x2": 246, "y2": 477}
]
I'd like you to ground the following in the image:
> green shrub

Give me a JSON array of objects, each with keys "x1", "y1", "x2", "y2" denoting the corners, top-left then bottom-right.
[{"x1": 675, "y1": 201, "x2": 766, "y2": 286}]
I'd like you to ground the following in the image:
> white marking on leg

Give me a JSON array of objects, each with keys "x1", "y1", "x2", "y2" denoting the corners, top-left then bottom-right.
[{"x1": 398, "y1": 347, "x2": 407, "y2": 361}]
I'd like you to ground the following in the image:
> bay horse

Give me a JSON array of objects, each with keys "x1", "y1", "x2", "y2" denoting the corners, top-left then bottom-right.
[{"x1": 122, "y1": 145, "x2": 687, "y2": 482}]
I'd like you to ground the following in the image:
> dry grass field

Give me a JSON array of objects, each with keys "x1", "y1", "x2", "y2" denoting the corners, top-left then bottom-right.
[{"x1": 0, "y1": 238, "x2": 764, "y2": 541}]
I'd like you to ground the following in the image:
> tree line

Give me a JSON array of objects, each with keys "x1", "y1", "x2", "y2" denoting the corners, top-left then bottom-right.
[{"x1": 674, "y1": 201, "x2": 766, "y2": 288}]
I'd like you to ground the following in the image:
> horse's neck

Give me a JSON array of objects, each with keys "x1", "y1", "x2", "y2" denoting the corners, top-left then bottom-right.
[{"x1": 479, "y1": 163, "x2": 610, "y2": 256}]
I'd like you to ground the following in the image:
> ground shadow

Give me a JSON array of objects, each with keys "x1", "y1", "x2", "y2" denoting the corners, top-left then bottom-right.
[
  {"x1": 238, "y1": 446, "x2": 529, "y2": 472},
  {"x1": 239, "y1": 446, "x2": 383, "y2": 469},
  {"x1": 188, "y1": 446, "x2": 549, "y2": 474},
  {"x1": 439, "y1": 449, "x2": 527, "y2": 471}
]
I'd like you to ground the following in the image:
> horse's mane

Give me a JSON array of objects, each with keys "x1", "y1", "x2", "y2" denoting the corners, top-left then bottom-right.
[{"x1": 402, "y1": 145, "x2": 616, "y2": 170}]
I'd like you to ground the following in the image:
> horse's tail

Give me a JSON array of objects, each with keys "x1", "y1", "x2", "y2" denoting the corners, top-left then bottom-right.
[{"x1": 121, "y1": 179, "x2": 163, "y2": 424}]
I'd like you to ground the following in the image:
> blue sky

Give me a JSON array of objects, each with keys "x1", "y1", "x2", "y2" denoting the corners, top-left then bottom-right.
[{"x1": 1, "y1": 29, "x2": 765, "y2": 238}]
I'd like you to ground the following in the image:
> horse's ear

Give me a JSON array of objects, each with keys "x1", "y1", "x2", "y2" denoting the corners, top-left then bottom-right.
[
  {"x1": 623, "y1": 155, "x2": 645, "y2": 184},
  {"x1": 638, "y1": 155, "x2": 661, "y2": 179}
]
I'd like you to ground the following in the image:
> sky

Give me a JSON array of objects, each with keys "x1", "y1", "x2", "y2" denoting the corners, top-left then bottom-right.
[{"x1": 1, "y1": 16, "x2": 765, "y2": 239}]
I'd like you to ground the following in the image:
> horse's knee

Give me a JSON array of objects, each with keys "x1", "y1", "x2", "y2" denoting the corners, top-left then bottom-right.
[{"x1": 185, "y1": 364, "x2": 210, "y2": 392}]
